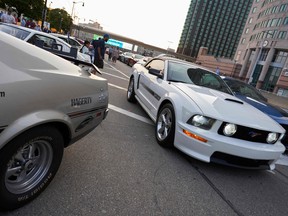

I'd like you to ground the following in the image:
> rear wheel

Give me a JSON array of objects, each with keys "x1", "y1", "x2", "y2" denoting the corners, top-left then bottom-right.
[
  {"x1": 155, "y1": 103, "x2": 175, "y2": 148},
  {"x1": 0, "y1": 126, "x2": 64, "y2": 211},
  {"x1": 127, "y1": 78, "x2": 136, "y2": 103}
]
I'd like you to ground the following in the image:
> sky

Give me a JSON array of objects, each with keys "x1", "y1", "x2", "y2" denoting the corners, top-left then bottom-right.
[{"x1": 50, "y1": 0, "x2": 191, "y2": 50}]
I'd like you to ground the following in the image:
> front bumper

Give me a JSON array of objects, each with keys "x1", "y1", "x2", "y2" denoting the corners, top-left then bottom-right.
[{"x1": 174, "y1": 122, "x2": 285, "y2": 170}]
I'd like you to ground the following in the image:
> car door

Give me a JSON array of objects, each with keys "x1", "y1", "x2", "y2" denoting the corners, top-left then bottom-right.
[{"x1": 136, "y1": 59, "x2": 165, "y2": 115}]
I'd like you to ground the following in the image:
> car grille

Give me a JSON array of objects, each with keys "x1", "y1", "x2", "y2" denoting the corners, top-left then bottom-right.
[
  {"x1": 211, "y1": 152, "x2": 270, "y2": 169},
  {"x1": 218, "y1": 122, "x2": 278, "y2": 144},
  {"x1": 280, "y1": 124, "x2": 288, "y2": 149}
]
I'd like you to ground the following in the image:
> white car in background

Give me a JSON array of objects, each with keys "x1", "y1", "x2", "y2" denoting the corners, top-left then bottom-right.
[
  {"x1": 50, "y1": 33, "x2": 82, "y2": 49},
  {"x1": 0, "y1": 32, "x2": 108, "y2": 210},
  {"x1": 127, "y1": 56, "x2": 286, "y2": 170},
  {"x1": 0, "y1": 23, "x2": 90, "y2": 62}
]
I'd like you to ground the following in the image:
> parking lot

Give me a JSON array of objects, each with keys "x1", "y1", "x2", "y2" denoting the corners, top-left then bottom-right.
[{"x1": 3, "y1": 58, "x2": 288, "y2": 216}]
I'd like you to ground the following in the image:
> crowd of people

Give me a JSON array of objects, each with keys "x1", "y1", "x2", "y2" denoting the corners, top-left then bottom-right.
[
  {"x1": 0, "y1": 8, "x2": 46, "y2": 32},
  {"x1": 1, "y1": 7, "x2": 120, "y2": 69}
]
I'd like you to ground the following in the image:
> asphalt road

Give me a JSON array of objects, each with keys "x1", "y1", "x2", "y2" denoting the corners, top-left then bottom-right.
[{"x1": 3, "y1": 58, "x2": 288, "y2": 216}]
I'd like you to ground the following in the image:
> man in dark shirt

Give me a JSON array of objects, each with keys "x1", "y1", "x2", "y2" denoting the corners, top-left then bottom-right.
[{"x1": 93, "y1": 34, "x2": 109, "y2": 69}]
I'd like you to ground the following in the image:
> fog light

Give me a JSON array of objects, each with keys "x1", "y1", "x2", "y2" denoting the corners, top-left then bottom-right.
[
  {"x1": 267, "y1": 132, "x2": 278, "y2": 144},
  {"x1": 223, "y1": 123, "x2": 237, "y2": 136}
]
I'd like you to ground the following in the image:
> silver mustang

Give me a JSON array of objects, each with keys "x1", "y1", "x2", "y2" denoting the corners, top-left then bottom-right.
[
  {"x1": 127, "y1": 56, "x2": 285, "y2": 170},
  {"x1": 0, "y1": 32, "x2": 108, "y2": 210}
]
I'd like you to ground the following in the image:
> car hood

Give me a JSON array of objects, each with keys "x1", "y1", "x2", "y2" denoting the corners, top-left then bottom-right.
[
  {"x1": 173, "y1": 83, "x2": 285, "y2": 133},
  {"x1": 235, "y1": 94, "x2": 288, "y2": 125}
]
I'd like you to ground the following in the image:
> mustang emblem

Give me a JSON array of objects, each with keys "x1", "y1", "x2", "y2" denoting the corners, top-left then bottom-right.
[{"x1": 248, "y1": 131, "x2": 262, "y2": 138}]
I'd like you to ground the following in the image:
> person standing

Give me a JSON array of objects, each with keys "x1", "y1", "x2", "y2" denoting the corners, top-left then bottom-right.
[
  {"x1": 112, "y1": 47, "x2": 120, "y2": 63},
  {"x1": 92, "y1": 34, "x2": 109, "y2": 69},
  {"x1": 1, "y1": 8, "x2": 16, "y2": 24}
]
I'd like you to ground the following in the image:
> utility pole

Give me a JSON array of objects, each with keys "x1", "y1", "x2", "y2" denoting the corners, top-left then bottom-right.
[{"x1": 41, "y1": 0, "x2": 48, "y2": 30}]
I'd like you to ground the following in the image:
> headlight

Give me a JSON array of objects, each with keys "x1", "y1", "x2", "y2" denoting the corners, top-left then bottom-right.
[
  {"x1": 267, "y1": 132, "x2": 278, "y2": 144},
  {"x1": 223, "y1": 123, "x2": 237, "y2": 136},
  {"x1": 188, "y1": 115, "x2": 215, "y2": 130}
]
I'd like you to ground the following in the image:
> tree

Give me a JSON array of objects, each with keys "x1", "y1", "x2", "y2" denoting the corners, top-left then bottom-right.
[
  {"x1": 0, "y1": 0, "x2": 44, "y2": 20},
  {"x1": 47, "y1": 8, "x2": 72, "y2": 33}
]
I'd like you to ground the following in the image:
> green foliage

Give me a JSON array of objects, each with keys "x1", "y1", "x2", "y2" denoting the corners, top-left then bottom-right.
[
  {"x1": 47, "y1": 8, "x2": 72, "y2": 33},
  {"x1": 0, "y1": 0, "x2": 44, "y2": 20}
]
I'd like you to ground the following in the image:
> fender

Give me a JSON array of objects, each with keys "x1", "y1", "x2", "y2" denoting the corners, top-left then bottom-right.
[{"x1": 0, "y1": 110, "x2": 73, "y2": 150}]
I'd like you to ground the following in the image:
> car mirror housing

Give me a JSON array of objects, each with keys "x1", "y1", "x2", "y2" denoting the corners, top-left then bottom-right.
[{"x1": 148, "y1": 68, "x2": 163, "y2": 78}]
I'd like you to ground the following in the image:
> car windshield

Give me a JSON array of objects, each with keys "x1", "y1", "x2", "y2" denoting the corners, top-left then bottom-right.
[
  {"x1": 167, "y1": 61, "x2": 233, "y2": 95},
  {"x1": 0, "y1": 24, "x2": 30, "y2": 40},
  {"x1": 224, "y1": 79, "x2": 267, "y2": 101}
]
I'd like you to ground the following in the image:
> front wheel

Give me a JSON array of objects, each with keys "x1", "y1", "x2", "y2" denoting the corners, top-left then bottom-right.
[
  {"x1": 127, "y1": 78, "x2": 136, "y2": 103},
  {"x1": 155, "y1": 103, "x2": 175, "y2": 148},
  {"x1": 0, "y1": 126, "x2": 64, "y2": 211}
]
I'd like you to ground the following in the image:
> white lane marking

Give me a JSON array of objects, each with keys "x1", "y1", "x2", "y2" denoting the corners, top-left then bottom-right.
[
  {"x1": 102, "y1": 72, "x2": 129, "y2": 81},
  {"x1": 104, "y1": 61, "x2": 130, "y2": 78},
  {"x1": 108, "y1": 104, "x2": 153, "y2": 125},
  {"x1": 108, "y1": 83, "x2": 127, "y2": 91},
  {"x1": 275, "y1": 154, "x2": 288, "y2": 166}
]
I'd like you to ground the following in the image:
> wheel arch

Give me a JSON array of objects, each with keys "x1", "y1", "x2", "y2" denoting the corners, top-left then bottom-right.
[{"x1": 0, "y1": 111, "x2": 73, "y2": 150}]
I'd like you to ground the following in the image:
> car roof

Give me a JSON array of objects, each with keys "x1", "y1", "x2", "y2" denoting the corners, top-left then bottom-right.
[
  {"x1": 0, "y1": 31, "x2": 80, "y2": 72},
  {"x1": 0, "y1": 23, "x2": 73, "y2": 48}
]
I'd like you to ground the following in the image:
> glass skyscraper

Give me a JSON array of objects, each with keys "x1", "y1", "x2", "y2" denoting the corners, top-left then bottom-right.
[{"x1": 177, "y1": 0, "x2": 253, "y2": 58}]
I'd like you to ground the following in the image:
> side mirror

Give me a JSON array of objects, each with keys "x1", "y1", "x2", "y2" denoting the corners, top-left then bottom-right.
[{"x1": 148, "y1": 68, "x2": 163, "y2": 78}]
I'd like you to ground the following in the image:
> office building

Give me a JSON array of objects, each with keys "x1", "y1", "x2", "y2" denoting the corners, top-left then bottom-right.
[
  {"x1": 177, "y1": 0, "x2": 253, "y2": 58},
  {"x1": 235, "y1": 0, "x2": 288, "y2": 96}
]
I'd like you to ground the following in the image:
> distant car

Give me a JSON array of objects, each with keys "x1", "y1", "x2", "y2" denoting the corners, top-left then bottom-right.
[
  {"x1": 126, "y1": 54, "x2": 145, "y2": 67},
  {"x1": 127, "y1": 56, "x2": 285, "y2": 170},
  {"x1": 0, "y1": 23, "x2": 90, "y2": 62},
  {"x1": 0, "y1": 32, "x2": 109, "y2": 211},
  {"x1": 119, "y1": 52, "x2": 134, "y2": 63},
  {"x1": 222, "y1": 76, "x2": 288, "y2": 150},
  {"x1": 50, "y1": 33, "x2": 83, "y2": 49}
]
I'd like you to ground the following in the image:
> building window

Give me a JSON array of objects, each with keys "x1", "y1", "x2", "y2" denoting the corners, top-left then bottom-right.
[
  {"x1": 241, "y1": 38, "x2": 246, "y2": 44},
  {"x1": 252, "y1": 7, "x2": 257, "y2": 13},
  {"x1": 259, "y1": 49, "x2": 269, "y2": 61},
  {"x1": 278, "y1": 31, "x2": 287, "y2": 39},
  {"x1": 272, "y1": 51, "x2": 288, "y2": 64},
  {"x1": 279, "y1": 4, "x2": 288, "y2": 12},
  {"x1": 248, "y1": 17, "x2": 253, "y2": 23},
  {"x1": 284, "y1": 17, "x2": 288, "y2": 25},
  {"x1": 245, "y1": 28, "x2": 249, "y2": 34}
]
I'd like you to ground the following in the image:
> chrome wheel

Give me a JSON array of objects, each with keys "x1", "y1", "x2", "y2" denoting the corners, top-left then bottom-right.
[
  {"x1": 157, "y1": 107, "x2": 173, "y2": 141},
  {"x1": 5, "y1": 140, "x2": 53, "y2": 194}
]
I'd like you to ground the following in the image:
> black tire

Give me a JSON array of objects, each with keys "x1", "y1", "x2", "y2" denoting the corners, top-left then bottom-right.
[
  {"x1": 127, "y1": 78, "x2": 136, "y2": 103},
  {"x1": 155, "y1": 103, "x2": 175, "y2": 148},
  {"x1": 0, "y1": 126, "x2": 64, "y2": 211}
]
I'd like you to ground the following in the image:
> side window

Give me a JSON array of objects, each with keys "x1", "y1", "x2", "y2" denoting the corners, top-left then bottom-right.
[
  {"x1": 145, "y1": 59, "x2": 164, "y2": 71},
  {"x1": 28, "y1": 34, "x2": 56, "y2": 49}
]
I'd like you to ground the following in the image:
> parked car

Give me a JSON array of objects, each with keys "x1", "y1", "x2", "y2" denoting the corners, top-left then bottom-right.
[
  {"x1": 119, "y1": 52, "x2": 134, "y2": 63},
  {"x1": 127, "y1": 56, "x2": 285, "y2": 170},
  {"x1": 0, "y1": 32, "x2": 109, "y2": 210},
  {"x1": 0, "y1": 23, "x2": 90, "y2": 62},
  {"x1": 50, "y1": 33, "x2": 82, "y2": 50},
  {"x1": 222, "y1": 76, "x2": 288, "y2": 150},
  {"x1": 126, "y1": 54, "x2": 145, "y2": 67}
]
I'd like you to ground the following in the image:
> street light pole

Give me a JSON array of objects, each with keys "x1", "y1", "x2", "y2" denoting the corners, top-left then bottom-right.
[
  {"x1": 41, "y1": 0, "x2": 48, "y2": 30},
  {"x1": 71, "y1": 1, "x2": 85, "y2": 21}
]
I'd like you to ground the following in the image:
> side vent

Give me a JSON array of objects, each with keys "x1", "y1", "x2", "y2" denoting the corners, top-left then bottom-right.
[{"x1": 225, "y1": 98, "x2": 243, "y2": 104}]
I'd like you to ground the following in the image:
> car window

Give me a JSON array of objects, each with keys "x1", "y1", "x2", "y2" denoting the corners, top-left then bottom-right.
[
  {"x1": 224, "y1": 79, "x2": 266, "y2": 101},
  {"x1": 146, "y1": 59, "x2": 165, "y2": 71},
  {"x1": 27, "y1": 34, "x2": 57, "y2": 49},
  {"x1": 0, "y1": 24, "x2": 30, "y2": 40},
  {"x1": 167, "y1": 61, "x2": 232, "y2": 95}
]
